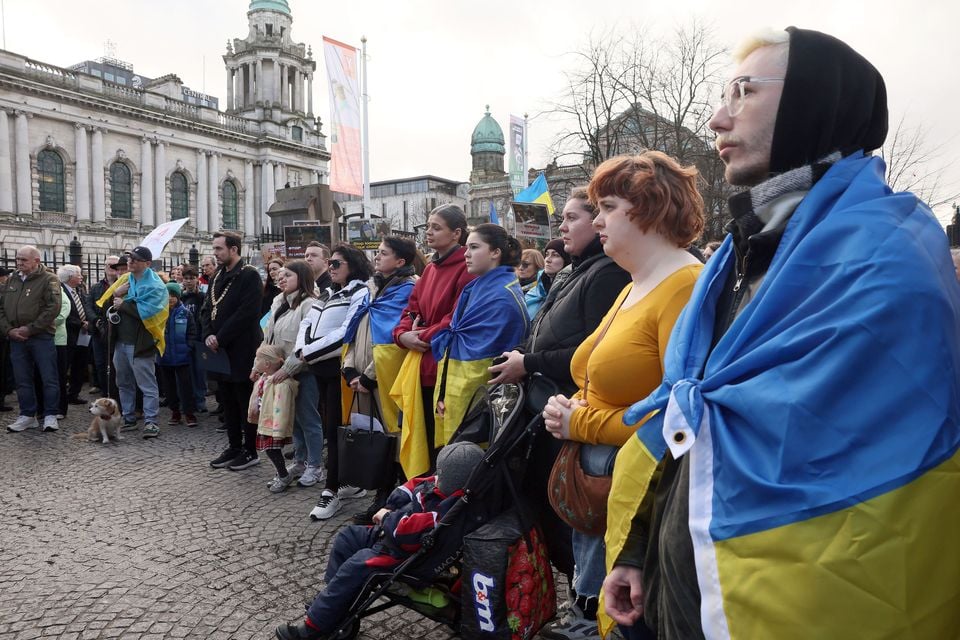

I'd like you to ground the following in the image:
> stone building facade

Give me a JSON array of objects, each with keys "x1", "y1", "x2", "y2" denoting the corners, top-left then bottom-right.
[{"x1": 0, "y1": 0, "x2": 329, "y2": 264}]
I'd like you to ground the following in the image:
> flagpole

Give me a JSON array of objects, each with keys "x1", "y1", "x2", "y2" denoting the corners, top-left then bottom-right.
[{"x1": 361, "y1": 35, "x2": 371, "y2": 220}]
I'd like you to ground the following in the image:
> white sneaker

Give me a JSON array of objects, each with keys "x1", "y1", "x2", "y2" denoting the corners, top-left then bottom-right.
[
  {"x1": 42, "y1": 416, "x2": 60, "y2": 432},
  {"x1": 338, "y1": 485, "x2": 367, "y2": 500},
  {"x1": 287, "y1": 461, "x2": 306, "y2": 480},
  {"x1": 298, "y1": 464, "x2": 325, "y2": 487},
  {"x1": 7, "y1": 415, "x2": 39, "y2": 432},
  {"x1": 309, "y1": 490, "x2": 342, "y2": 520}
]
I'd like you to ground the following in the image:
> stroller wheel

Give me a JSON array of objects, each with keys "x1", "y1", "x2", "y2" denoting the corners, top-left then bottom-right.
[{"x1": 330, "y1": 618, "x2": 360, "y2": 640}]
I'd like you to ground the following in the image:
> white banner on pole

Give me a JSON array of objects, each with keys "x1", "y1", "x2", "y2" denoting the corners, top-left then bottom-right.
[
  {"x1": 323, "y1": 36, "x2": 362, "y2": 196},
  {"x1": 140, "y1": 218, "x2": 189, "y2": 258}
]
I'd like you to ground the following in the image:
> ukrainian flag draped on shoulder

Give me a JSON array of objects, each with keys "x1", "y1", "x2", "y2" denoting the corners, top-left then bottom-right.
[
  {"x1": 431, "y1": 266, "x2": 529, "y2": 444},
  {"x1": 344, "y1": 280, "x2": 414, "y2": 434},
  {"x1": 602, "y1": 152, "x2": 960, "y2": 638},
  {"x1": 96, "y1": 270, "x2": 170, "y2": 355}
]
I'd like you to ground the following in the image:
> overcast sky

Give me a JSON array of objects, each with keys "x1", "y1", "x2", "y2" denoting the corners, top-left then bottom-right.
[{"x1": 3, "y1": 0, "x2": 957, "y2": 224}]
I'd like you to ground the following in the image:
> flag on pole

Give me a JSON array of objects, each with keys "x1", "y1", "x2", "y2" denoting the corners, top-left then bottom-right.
[
  {"x1": 515, "y1": 172, "x2": 555, "y2": 215},
  {"x1": 323, "y1": 36, "x2": 362, "y2": 196},
  {"x1": 489, "y1": 201, "x2": 500, "y2": 226}
]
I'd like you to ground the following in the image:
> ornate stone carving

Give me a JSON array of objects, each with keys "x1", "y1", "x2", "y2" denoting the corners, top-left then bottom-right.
[
  {"x1": 116, "y1": 149, "x2": 126, "y2": 161},
  {"x1": 45, "y1": 135, "x2": 55, "y2": 149},
  {"x1": 175, "y1": 159, "x2": 184, "y2": 171}
]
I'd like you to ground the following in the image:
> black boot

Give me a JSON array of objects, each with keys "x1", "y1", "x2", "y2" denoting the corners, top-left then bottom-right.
[{"x1": 275, "y1": 620, "x2": 324, "y2": 640}]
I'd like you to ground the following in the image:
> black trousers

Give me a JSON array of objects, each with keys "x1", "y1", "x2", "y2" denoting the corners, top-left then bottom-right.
[
  {"x1": 318, "y1": 373, "x2": 343, "y2": 491},
  {"x1": 67, "y1": 341, "x2": 88, "y2": 399},
  {"x1": 56, "y1": 345, "x2": 70, "y2": 415},
  {"x1": 160, "y1": 364, "x2": 195, "y2": 413},
  {"x1": 219, "y1": 378, "x2": 256, "y2": 453}
]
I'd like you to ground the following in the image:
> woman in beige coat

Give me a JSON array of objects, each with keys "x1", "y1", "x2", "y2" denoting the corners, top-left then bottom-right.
[{"x1": 254, "y1": 259, "x2": 322, "y2": 491}]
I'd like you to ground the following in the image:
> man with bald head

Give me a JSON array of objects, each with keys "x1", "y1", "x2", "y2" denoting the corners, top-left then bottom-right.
[
  {"x1": 0, "y1": 245, "x2": 63, "y2": 432},
  {"x1": 602, "y1": 28, "x2": 960, "y2": 639}
]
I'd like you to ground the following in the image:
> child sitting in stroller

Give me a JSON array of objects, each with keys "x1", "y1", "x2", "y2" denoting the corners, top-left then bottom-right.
[{"x1": 276, "y1": 441, "x2": 485, "y2": 640}]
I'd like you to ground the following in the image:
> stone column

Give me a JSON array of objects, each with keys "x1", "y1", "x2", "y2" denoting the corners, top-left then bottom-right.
[
  {"x1": 140, "y1": 137, "x2": 154, "y2": 227},
  {"x1": 226, "y1": 67, "x2": 234, "y2": 111},
  {"x1": 274, "y1": 162, "x2": 283, "y2": 191},
  {"x1": 14, "y1": 111, "x2": 31, "y2": 215},
  {"x1": 265, "y1": 160, "x2": 275, "y2": 212},
  {"x1": 196, "y1": 150, "x2": 208, "y2": 233},
  {"x1": 256, "y1": 60, "x2": 263, "y2": 104},
  {"x1": 208, "y1": 152, "x2": 219, "y2": 230},
  {"x1": 74, "y1": 124, "x2": 90, "y2": 222},
  {"x1": 307, "y1": 74, "x2": 314, "y2": 116},
  {"x1": 279, "y1": 63, "x2": 287, "y2": 109},
  {"x1": 244, "y1": 160, "x2": 255, "y2": 236},
  {"x1": 91, "y1": 128, "x2": 104, "y2": 221},
  {"x1": 0, "y1": 112, "x2": 14, "y2": 213},
  {"x1": 260, "y1": 161, "x2": 270, "y2": 223},
  {"x1": 295, "y1": 71, "x2": 303, "y2": 113},
  {"x1": 154, "y1": 141, "x2": 166, "y2": 222}
]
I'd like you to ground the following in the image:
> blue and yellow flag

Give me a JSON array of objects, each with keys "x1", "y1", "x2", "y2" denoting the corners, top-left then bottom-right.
[
  {"x1": 343, "y1": 280, "x2": 415, "y2": 433},
  {"x1": 431, "y1": 266, "x2": 529, "y2": 444},
  {"x1": 515, "y1": 172, "x2": 555, "y2": 215},
  {"x1": 389, "y1": 350, "x2": 430, "y2": 479},
  {"x1": 96, "y1": 270, "x2": 170, "y2": 355},
  {"x1": 602, "y1": 152, "x2": 960, "y2": 638}
]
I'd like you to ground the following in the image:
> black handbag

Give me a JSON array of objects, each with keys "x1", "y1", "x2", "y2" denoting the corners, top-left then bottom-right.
[{"x1": 337, "y1": 394, "x2": 398, "y2": 490}]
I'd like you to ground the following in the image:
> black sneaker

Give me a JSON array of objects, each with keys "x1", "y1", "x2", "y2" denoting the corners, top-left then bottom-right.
[
  {"x1": 227, "y1": 450, "x2": 260, "y2": 471},
  {"x1": 210, "y1": 447, "x2": 241, "y2": 469},
  {"x1": 351, "y1": 501, "x2": 383, "y2": 526},
  {"x1": 215, "y1": 424, "x2": 228, "y2": 433}
]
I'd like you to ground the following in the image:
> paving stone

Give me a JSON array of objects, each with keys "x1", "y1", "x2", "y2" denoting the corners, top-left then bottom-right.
[{"x1": 0, "y1": 387, "x2": 458, "y2": 639}]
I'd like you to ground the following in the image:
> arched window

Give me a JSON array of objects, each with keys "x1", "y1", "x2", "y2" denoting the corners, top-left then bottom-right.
[
  {"x1": 110, "y1": 162, "x2": 132, "y2": 219},
  {"x1": 37, "y1": 150, "x2": 65, "y2": 212},
  {"x1": 222, "y1": 181, "x2": 238, "y2": 229},
  {"x1": 170, "y1": 171, "x2": 189, "y2": 220}
]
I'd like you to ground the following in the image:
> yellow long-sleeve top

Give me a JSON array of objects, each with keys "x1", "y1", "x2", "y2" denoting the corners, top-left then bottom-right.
[{"x1": 568, "y1": 264, "x2": 701, "y2": 446}]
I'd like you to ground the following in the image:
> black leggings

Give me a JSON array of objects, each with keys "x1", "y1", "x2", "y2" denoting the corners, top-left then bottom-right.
[{"x1": 265, "y1": 449, "x2": 287, "y2": 476}]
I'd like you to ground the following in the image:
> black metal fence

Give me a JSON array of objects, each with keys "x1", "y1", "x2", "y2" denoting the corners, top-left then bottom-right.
[{"x1": 0, "y1": 246, "x2": 198, "y2": 293}]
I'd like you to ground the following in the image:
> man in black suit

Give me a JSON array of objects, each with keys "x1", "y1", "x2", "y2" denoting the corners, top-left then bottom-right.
[{"x1": 58, "y1": 265, "x2": 92, "y2": 408}]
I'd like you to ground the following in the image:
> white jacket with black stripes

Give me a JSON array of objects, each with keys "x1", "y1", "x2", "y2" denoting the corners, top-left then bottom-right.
[{"x1": 295, "y1": 279, "x2": 368, "y2": 365}]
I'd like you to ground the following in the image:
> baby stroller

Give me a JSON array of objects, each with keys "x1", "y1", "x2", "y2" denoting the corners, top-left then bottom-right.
[{"x1": 313, "y1": 380, "x2": 552, "y2": 640}]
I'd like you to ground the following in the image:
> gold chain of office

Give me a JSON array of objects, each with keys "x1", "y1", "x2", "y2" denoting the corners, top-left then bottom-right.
[{"x1": 208, "y1": 270, "x2": 234, "y2": 321}]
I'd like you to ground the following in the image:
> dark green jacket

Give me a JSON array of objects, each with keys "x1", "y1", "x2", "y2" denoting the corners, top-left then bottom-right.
[{"x1": 0, "y1": 266, "x2": 62, "y2": 336}]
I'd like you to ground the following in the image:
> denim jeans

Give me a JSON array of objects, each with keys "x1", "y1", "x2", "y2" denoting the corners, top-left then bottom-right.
[
  {"x1": 571, "y1": 443, "x2": 619, "y2": 598},
  {"x1": 307, "y1": 525, "x2": 388, "y2": 633},
  {"x1": 9, "y1": 332, "x2": 59, "y2": 417},
  {"x1": 189, "y1": 344, "x2": 207, "y2": 411},
  {"x1": 292, "y1": 371, "x2": 324, "y2": 467},
  {"x1": 113, "y1": 343, "x2": 159, "y2": 422}
]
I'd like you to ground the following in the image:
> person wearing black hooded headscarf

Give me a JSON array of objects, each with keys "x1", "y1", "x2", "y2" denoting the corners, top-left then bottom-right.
[{"x1": 601, "y1": 27, "x2": 960, "y2": 640}]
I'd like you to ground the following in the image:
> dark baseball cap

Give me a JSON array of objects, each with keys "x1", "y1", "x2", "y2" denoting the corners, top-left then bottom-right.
[{"x1": 127, "y1": 246, "x2": 153, "y2": 262}]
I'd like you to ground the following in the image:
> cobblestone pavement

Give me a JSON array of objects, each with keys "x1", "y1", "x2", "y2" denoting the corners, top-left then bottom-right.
[{"x1": 0, "y1": 389, "x2": 460, "y2": 640}]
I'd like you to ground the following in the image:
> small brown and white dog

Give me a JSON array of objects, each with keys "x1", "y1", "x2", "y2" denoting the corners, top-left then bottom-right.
[{"x1": 77, "y1": 398, "x2": 122, "y2": 443}]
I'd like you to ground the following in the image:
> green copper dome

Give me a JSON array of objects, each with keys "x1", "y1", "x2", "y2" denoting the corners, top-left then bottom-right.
[
  {"x1": 249, "y1": 0, "x2": 290, "y2": 15},
  {"x1": 471, "y1": 106, "x2": 505, "y2": 155}
]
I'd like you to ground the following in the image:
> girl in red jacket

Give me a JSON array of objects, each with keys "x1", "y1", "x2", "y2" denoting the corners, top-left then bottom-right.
[{"x1": 392, "y1": 205, "x2": 475, "y2": 471}]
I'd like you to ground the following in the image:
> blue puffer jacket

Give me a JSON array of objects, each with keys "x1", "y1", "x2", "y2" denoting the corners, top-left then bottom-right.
[{"x1": 159, "y1": 303, "x2": 196, "y2": 367}]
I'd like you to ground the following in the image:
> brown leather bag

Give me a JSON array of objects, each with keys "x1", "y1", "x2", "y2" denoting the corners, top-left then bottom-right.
[
  {"x1": 546, "y1": 297, "x2": 625, "y2": 537},
  {"x1": 548, "y1": 440, "x2": 612, "y2": 535}
]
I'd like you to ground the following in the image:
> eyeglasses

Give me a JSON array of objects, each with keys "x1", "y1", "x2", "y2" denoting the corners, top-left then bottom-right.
[
  {"x1": 328, "y1": 259, "x2": 343, "y2": 269},
  {"x1": 106, "y1": 264, "x2": 118, "y2": 270},
  {"x1": 720, "y1": 76, "x2": 784, "y2": 117},
  {"x1": 520, "y1": 262, "x2": 532, "y2": 268}
]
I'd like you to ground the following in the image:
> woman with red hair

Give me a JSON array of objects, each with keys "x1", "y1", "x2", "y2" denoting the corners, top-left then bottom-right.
[{"x1": 542, "y1": 151, "x2": 704, "y2": 640}]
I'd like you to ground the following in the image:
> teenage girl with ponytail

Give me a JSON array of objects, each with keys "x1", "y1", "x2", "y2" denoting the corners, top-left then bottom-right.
[{"x1": 429, "y1": 223, "x2": 530, "y2": 443}]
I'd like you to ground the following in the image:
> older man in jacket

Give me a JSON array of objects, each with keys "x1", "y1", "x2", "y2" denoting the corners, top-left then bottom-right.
[{"x1": 0, "y1": 246, "x2": 62, "y2": 432}]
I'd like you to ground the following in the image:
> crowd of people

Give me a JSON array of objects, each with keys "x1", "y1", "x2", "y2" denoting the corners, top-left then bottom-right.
[{"x1": 2, "y1": 26, "x2": 960, "y2": 640}]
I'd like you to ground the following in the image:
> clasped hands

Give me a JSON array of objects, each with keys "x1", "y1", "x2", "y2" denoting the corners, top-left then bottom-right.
[{"x1": 542, "y1": 393, "x2": 586, "y2": 440}]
